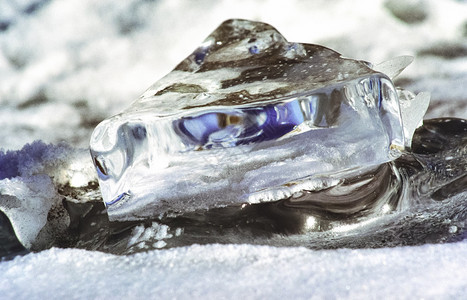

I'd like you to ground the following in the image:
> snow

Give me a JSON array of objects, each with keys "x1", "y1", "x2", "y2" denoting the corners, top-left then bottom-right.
[
  {"x1": 1, "y1": 242, "x2": 466, "y2": 299},
  {"x1": 1, "y1": 0, "x2": 466, "y2": 150},
  {"x1": 0, "y1": 0, "x2": 466, "y2": 298},
  {"x1": 0, "y1": 142, "x2": 96, "y2": 247}
]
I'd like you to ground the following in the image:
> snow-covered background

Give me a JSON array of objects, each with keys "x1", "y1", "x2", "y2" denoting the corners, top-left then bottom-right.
[
  {"x1": 1, "y1": 0, "x2": 466, "y2": 150},
  {"x1": 0, "y1": 0, "x2": 466, "y2": 298}
]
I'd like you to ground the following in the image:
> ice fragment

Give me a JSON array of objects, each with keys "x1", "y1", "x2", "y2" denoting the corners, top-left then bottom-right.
[
  {"x1": 373, "y1": 56, "x2": 414, "y2": 79},
  {"x1": 90, "y1": 19, "x2": 429, "y2": 220}
]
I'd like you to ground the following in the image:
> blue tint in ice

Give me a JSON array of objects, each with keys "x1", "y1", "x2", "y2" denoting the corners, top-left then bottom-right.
[
  {"x1": 176, "y1": 96, "x2": 333, "y2": 147},
  {"x1": 89, "y1": 19, "x2": 429, "y2": 221}
]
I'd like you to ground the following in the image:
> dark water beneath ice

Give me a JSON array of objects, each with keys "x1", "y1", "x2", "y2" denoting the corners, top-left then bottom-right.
[{"x1": 1, "y1": 118, "x2": 466, "y2": 259}]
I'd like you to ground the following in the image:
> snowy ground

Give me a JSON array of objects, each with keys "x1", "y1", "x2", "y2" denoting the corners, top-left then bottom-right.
[
  {"x1": 0, "y1": 0, "x2": 467, "y2": 298},
  {"x1": 1, "y1": 242, "x2": 467, "y2": 299}
]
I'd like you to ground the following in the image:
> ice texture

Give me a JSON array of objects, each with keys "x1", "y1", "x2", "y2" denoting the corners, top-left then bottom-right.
[
  {"x1": 90, "y1": 19, "x2": 427, "y2": 220},
  {"x1": 0, "y1": 175, "x2": 55, "y2": 249}
]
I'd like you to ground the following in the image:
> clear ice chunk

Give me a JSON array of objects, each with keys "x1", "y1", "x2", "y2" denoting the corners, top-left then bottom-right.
[{"x1": 89, "y1": 19, "x2": 428, "y2": 220}]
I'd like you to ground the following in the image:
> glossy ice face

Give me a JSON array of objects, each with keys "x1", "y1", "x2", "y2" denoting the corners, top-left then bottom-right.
[{"x1": 90, "y1": 19, "x2": 411, "y2": 221}]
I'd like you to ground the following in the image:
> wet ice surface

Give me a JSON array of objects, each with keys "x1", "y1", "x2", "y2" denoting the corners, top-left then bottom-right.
[
  {"x1": 1, "y1": 117, "x2": 465, "y2": 257},
  {"x1": 1, "y1": 0, "x2": 467, "y2": 298},
  {"x1": 63, "y1": 118, "x2": 467, "y2": 254}
]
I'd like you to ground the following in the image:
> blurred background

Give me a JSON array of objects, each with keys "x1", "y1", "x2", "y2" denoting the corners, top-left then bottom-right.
[{"x1": 1, "y1": 0, "x2": 466, "y2": 150}]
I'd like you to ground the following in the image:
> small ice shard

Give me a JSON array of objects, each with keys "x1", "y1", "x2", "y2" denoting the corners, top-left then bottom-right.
[
  {"x1": 0, "y1": 175, "x2": 57, "y2": 248},
  {"x1": 373, "y1": 56, "x2": 414, "y2": 80},
  {"x1": 90, "y1": 19, "x2": 429, "y2": 221},
  {"x1": 399, "y1": 91, "x2": 430, "y2": 148}
]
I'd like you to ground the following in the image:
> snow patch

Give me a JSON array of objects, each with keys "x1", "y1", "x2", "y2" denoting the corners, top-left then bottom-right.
[{"x1": 0, "y1": 141, "x2": 97, "y2": 248}]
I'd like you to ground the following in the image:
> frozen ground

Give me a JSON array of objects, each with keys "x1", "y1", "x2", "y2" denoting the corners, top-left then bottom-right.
[{"x1": 0, "y1": 0, "x2": 466, "y2": 298}]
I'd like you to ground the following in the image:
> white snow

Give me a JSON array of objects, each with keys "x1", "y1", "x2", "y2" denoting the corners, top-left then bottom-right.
[
  {"x1": 127, "y1": 222, "x2": 176, "y2": 250},
  {"x1": 0, "y1": 0, "x2": 466, "y2": 298},
  {"x1": 1, "y1": 0, "x2": 466, "y2": 150},
  {"x1": 1, "y1": 242, "x2": 466, "y2": 299},
  {"x1": 0, "y1": 142, "x2": 96, "y2": 247}
]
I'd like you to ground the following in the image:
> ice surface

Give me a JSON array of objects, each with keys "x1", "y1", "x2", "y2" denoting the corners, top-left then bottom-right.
[
  {"x1": 90, "y1": 19, "x2": 429, "y2": 220},
  {"x1": 71, "y1": 118, "x2": 467, "y2": 253},
  {"x1": 0, "y1": 175, "x2": 55, "y2": 248}
]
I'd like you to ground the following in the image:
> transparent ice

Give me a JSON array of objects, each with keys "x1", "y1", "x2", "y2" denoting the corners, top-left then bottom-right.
[{"x1": 90, "y1": 19, "x2": 429, "y2": 221}]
